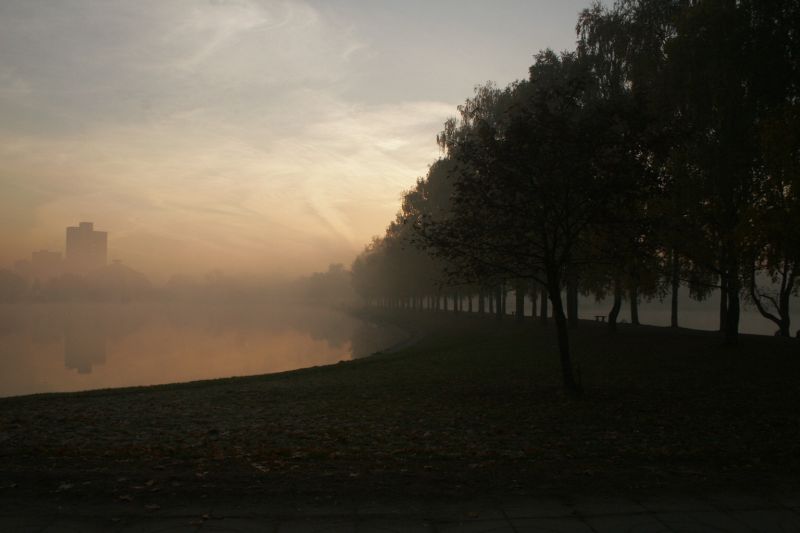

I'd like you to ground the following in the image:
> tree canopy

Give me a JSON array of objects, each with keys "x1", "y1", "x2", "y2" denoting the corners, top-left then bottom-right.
[{"x1": 352, "y1": 0, "x2": 800, "y2": 393}]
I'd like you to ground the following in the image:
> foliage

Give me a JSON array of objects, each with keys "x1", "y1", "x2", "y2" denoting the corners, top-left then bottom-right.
[{"x1": 352, "y1": 0, "x2": 800, "y2": 394}]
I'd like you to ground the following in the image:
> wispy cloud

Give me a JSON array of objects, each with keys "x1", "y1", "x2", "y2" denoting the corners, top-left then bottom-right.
[{"x1": 0, "y1": 0, "x2": 588, "y2": 277}]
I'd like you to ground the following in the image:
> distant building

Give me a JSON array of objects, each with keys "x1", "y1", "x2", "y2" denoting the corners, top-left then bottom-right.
[
  {"x1": 66, "y1": 222, "x2": 107, "y2": 273},
  {"x1": 31, "y1": 250, "x2": 62, "y2": 281},
  {"x1": 12, "y1": 259, "x2": 31, "y2": 279}
]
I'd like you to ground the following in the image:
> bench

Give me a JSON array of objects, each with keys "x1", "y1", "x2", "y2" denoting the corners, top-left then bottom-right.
[{"x1": 594, "y1": 315, "x2": 606, "y2": 322}]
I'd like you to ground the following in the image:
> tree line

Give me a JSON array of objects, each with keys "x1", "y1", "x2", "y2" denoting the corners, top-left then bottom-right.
[
  {"x1": 351, "y1": 0, "x2": 800, "y2": 393},
  {"x1": 0, "y1": 262, "x2": 356, "y2": 305}
]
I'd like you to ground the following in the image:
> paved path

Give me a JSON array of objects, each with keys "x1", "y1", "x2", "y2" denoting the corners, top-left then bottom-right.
[{"x1": 3, "y1": 493, "x2": 800, "y2": 532}]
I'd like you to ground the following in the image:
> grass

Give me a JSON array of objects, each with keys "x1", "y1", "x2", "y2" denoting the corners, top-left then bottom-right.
[{"x1": 1, "y1": 309, "x2": 799, "y2": 508}]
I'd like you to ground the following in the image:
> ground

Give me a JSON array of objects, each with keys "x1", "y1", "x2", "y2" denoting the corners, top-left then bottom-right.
[{"x1": 1, "y1": 309, "x2": 799, "y2": 530}]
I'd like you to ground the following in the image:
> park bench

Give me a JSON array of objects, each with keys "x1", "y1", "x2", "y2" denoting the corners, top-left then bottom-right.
[{"x1": 594, "y1": 315, "x2": 606, "y2": 322}]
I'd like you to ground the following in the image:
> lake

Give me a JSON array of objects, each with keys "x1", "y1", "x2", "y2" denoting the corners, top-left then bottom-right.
[
  {"x1": 0, "y1": 303, "x2": 406, "y2": 398},
  {"x1": 2, "y1": 296, "x2": 796, "y2": 398}
]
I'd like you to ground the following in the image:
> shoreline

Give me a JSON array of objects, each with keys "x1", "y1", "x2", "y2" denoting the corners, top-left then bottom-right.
[
  {"x1": 0, "y1": 304, "x2": 414, "y2": 401},
  {"x1": 1, "y1": 309, "x2": 799, "y2": 515}
]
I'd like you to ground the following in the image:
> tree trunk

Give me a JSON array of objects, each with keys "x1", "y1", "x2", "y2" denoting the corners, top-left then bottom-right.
[
  {"x1": 724, "y1": 272, "x2": 740, "y2": 345},
  {"x1": 468, "y1": 294, "x2": 473, "y2": 313},
  {"x1": 719, "y1": 280, "x2": 728, "y2": 332},
  {"x1": 495, "y1": 286, "x2": 503, "y2": 321},
  {"x1": 608, "y1": 279, "x2": 623, "y2": 332},
  {"x1": 567, "y1": 272, "x2": 579, "y2": 328},
  {"x1": 629, "y1": 285, "x2": 640, "y2": 326},
  {"x1": 779, "y1": 288, "x2": 791, "y2": 337},
  {"x1": 530, "y1": 287, "x2": 538, "y2": 319},
  {"x1": 670, "y1": 249, "x2": 679, "y2": 328},
  {"x1": 547, "y1": 277, "x2": 581, "y2": 395},
  {"x1": 750, "y1": 264, "x2": 795, "y2": 337},
  {"x1": 539, "y1": 284, "x2": 548, "y2": 325},
  {"x1": 489, "y1": 291, "x2": 494, "y2": 314},
  {"x1": 515, "y1": 281, "x2": 525, "y2": 323},
  {"x1": 478, "y1": 290, "x2": 485, "y2": 314}
]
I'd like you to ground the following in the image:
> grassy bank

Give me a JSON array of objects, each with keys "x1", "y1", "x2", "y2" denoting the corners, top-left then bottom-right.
[{"x1": 1, "y1": 310, "x2": 799, "y2": 509}]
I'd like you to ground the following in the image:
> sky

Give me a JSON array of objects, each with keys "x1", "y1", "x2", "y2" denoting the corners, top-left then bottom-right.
[{"x1": 0, "y1": 0, "x2": 594, "y2": 280}]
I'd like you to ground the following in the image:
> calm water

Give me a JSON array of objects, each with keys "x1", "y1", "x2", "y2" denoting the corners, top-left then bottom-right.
[
  {"x1": 3, "y1": 295, "x2": 796, "y2": 398},
  {"x1": 0, "y1": 303, "x2": 406, "y2": 398}
]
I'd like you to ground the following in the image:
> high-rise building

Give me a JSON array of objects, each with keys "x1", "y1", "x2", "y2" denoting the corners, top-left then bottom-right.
[{"x1": 65, "y1": 222, "x2": 107, "y2": 273}]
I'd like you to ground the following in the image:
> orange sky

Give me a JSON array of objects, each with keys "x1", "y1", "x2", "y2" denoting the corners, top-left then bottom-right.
[{"x1": 0, "y1": 0, "x2": 592, "y2": 280}]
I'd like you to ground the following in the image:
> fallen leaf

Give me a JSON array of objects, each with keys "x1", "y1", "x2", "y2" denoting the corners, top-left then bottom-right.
[{"x1": 251, "y1": 463, "x2": 269, "y2": 473}]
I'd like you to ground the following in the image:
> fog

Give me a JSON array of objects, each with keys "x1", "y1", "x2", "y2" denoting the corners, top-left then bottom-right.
[
  {"x1": 2, "y1": 1, "x2": 797, "y2": 401},
  {"x1": 0, "y1": 302, "x2": 407, "y2": 397},
  {"x1": 0, "y1": 0, "x2": 589, "y2": 280}
]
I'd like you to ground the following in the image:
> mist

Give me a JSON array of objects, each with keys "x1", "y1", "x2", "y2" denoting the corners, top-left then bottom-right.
[
  {"x1": 2, "y1": 0, "x2": 800, "y2": 526},
  {"x1": 0, "y1": 0, "x2": 588, "y2": 280}
]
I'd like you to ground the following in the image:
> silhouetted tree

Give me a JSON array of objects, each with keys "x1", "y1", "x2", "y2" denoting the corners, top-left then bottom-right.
[
  {"x1": 661, "y1": 0, "x2": 795, "y2": 343},
  {"x1": 413, "y1": 49, "x2": 647, "y2": 394},
  {"x1": 352, "y1": 0, "x2": 800, "y2": 398}
]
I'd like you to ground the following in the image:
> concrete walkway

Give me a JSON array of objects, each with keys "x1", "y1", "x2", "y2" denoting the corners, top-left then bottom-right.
[{"x1": 3, "y1": 493, "x2": 800, "y2": 532}]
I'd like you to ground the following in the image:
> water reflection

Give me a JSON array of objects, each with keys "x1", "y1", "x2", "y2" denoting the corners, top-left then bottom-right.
[
  {"x1": 0, "y1": 303, "x2": 406, "y2": 397},
  {"x1": 64, "y1": 312, "x2": 106, "y2": 374}
]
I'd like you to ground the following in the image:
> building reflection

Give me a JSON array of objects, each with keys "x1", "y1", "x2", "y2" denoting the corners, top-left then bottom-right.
[{"x1": 64, "y1": 312, "x2": 107, "y2": 374}]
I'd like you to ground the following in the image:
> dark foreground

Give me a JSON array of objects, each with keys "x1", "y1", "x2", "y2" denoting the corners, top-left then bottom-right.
[{"x1": 1, "y1": 310, "x2": 799, "y2": 530}]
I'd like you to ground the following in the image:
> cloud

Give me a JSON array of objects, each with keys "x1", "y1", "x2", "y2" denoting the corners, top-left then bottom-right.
[
  {"x1": 2, "y1": 94, "x2": 448, "y2": 272},
  {"x1": 0, "y1": 0, "x2": 506, "y2": 278}
]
